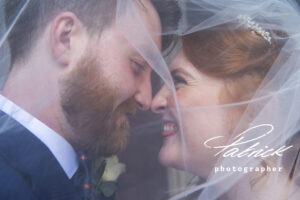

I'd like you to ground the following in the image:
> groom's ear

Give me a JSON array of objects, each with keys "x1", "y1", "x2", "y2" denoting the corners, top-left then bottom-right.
[{"x1": 50, "y1": 12, "x2": 86, "y2": 67}]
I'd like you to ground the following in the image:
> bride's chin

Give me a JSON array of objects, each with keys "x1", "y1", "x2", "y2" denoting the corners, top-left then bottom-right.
[
  {"x1": 158, "y1": 146, "x2": 186, "y2": 172},
  {"x1": 159, "y1": 145, "x2": 212, "y2": 178},
  {"x1": 159, "y1": 146, "x2": 178, "y2": 168}
]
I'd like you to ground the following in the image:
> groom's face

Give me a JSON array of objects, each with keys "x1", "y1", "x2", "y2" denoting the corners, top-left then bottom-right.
[{"x1": 60, "y1": 0, "x2": 161, "y2": 157}]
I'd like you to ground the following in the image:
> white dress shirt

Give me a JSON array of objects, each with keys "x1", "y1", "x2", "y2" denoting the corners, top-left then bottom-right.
[{"x1": 0, "y1": 94, "x2": 78, "y2": 179}]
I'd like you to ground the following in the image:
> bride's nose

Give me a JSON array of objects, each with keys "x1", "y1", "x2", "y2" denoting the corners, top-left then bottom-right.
[{"x1": 151, "y1": 85, "x2": 170, "y2": 114}]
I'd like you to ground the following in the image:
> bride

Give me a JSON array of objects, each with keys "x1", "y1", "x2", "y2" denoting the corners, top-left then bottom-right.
[{"x1": 151, "y1": 0, "x2": 300, "y2": 199}]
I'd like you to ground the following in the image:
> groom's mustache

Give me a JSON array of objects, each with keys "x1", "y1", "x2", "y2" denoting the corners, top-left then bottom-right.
[{"x1": 115, "y1": 97, "x2": 137, "y2": 116}]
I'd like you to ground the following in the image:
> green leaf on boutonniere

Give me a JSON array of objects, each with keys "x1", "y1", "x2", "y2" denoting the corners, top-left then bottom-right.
[
  {"x1": 99, "y1": 181, "x2": 118, "y2": 197},
  {"x1": 96, "y1": 160, "x2": 106, "y2": 185},
  {"x1": 91, "y1": 156, "x2": 126, "y2": 198}
]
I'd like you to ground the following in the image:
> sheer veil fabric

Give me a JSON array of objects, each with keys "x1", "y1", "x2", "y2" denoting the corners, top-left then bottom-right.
[
  {"x1": 0, "y1": 0, "x2": 174, "y2": 199},
  {"x1": 1, "y1": 0, "x2": 300, "y2": 200},
  {"x1": 151, "y1": 0, "x2": 300, "y2": 200}
]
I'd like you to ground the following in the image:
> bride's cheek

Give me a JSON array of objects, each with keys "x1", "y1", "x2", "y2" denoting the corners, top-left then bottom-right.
[{"x1": 159, "y1": 135, "x2": 183, "y2": 167}]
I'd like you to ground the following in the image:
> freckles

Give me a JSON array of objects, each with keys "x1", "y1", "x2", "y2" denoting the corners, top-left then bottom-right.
[
  {"x1": 173, "y1": 91, "x2": 195, "y2": 108},
  {"x1": 166, "y1": 93, "x2": 189, "y2": 117}
]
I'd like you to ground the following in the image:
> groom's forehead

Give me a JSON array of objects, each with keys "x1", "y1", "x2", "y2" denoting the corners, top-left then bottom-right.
[{"x1": 115, "y1": 0, "x2": 161, "y2": 54}]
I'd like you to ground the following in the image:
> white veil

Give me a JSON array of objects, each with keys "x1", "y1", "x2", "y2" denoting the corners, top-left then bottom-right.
[
  {"x1": 0, "y1": 0, "x2": 179, "y2": 199},
  {"x1": 1, "y1": 0, "x2": 300, "y2": 200},
  {"x1": 148, "y1": 0, "x2": 300, "y2": 200}
]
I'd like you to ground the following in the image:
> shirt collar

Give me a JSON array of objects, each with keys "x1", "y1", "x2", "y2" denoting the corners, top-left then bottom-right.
[{"x1": 0, "y1": 94, "x2": 79, "y2": 179}]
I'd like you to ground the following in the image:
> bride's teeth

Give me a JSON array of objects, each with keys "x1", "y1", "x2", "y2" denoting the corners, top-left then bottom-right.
[{"x1": 164, "y1": 123, "x2": 177, "y2": 132}]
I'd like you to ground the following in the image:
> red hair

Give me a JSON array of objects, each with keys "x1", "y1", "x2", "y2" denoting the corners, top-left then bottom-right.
[{"x1": 182, "y1": 23, "x2": 287, "y2": 103}]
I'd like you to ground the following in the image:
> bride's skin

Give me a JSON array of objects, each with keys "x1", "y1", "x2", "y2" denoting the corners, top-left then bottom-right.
[
  {"x1": 151, "y1": 49, "x2": 239, "y2": 178},
  {"x1": 151, "y1": 49, "x2": 298, "y2": 200}
]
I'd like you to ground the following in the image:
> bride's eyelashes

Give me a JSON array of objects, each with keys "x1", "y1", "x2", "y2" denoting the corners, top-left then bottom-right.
[{"x1": 173, "y1": 75, "x2": 187, "y2": 89}]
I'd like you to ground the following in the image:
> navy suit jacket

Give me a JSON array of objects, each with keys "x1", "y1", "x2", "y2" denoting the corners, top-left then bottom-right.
[{"x1": 0, "y1": 111, "x2": 81, "y2": 200}]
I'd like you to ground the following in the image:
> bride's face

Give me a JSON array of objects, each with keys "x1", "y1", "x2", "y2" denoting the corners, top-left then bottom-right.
[{"x1": 152, "y1": 50, "x2": 238, "y2": 177}]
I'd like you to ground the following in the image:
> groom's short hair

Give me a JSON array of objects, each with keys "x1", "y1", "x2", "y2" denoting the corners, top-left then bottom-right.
[
  {"x1": 4, "y1": 0, "x2": 117, "y2": 65},
  {"x1": 4, "y1": 0, "x2": 180, "y2": 65}
]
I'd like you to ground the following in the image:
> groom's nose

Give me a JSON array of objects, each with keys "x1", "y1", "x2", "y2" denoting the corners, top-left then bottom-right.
[{"x1": 134, "y1": 72, "x2": 152, "y2": 111}]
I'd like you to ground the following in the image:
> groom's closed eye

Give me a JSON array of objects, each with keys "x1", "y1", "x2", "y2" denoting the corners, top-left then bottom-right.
[{"x1": 131, "y1": 59, "x2": 147, "y2": 76}]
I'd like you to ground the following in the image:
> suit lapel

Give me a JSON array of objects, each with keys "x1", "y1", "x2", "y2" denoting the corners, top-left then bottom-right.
[{"x1": 0, "y1": 111, "x2": 80, "y2": 200}]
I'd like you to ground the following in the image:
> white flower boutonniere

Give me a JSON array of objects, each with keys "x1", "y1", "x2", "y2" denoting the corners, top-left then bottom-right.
[
  {"x1": 91, "y1": 156, "x2": 126, "y2": 198},
  {"x1": 102, "y1": 156, "x2": 126, "y2": 181}
]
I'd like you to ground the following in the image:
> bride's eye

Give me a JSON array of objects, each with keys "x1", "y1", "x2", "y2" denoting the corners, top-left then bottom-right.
[{"x1": 173, "y1": 75, "x2": 187, "y2": 89}]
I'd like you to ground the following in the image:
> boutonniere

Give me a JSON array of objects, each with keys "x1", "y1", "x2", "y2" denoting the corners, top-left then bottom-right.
[{"x1": 91, "y1": 156, "x2": 126, "y2": 198}]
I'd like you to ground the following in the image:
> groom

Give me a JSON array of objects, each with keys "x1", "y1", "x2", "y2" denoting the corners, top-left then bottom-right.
[{"x1": 0, "y1": 0, "x2": 179, "y2": 199}]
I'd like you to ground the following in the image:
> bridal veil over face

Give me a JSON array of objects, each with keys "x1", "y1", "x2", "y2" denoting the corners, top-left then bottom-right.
[
  {"x1": 1, "y1": 0, "x2": 300, "y2": 200},
  {"x1": 150, "y1": 0, "x2": 300, "y2": 200},
  {"x1": 0, "y1": 0, "x2": 178, "y2": 199},
  {"x1": 122, "y1": 0, "x2": 300, "y2": 199}
]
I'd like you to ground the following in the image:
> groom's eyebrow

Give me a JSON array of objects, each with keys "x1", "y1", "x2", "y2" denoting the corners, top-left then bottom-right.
[
  {"x1": 135, "y1": 47, "x2": 160, "y2": 66},
  {"x1": 133, "y1": 51, "x2": 150, "y2": 67}
]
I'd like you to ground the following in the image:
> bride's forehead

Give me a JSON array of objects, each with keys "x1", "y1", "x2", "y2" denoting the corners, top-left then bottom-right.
[
  {"x1": 169, "y1": 50, "x2": 195, "y2": 72},
  {"x1": 169, "y1": 50, "x2": 185, "y2": 68}
]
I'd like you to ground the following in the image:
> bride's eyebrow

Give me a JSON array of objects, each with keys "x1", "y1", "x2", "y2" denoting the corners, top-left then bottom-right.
[{"x1": 171, "y1": 68, "x2": 194, "y2": 79}]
